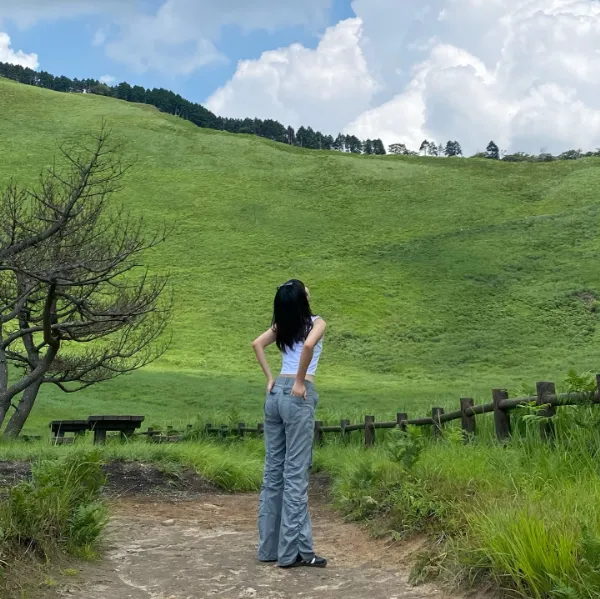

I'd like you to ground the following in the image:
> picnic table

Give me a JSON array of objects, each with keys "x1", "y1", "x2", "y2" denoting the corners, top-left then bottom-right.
[
  {"x1": 50, "y1": 420, "x2": 89, "y2": 444},
  {"x1": 87, "y1": 415, "x2": 145, "y2": 444}
]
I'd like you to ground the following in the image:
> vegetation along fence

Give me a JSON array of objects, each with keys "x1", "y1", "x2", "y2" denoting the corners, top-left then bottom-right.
[
  {"x1": 147, "y1": 377, "x2": 600, "y2": 446},
  {"x1": 49, "y1": 378, "x2": 600, "y2": 446}
]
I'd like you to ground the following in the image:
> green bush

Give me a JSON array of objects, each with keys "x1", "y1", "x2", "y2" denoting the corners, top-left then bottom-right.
[
  {"x1": 0, "y1": 450, "x2": 108, "y2": 558},
  {"x1": 332, "y1": 429, "x2": 448, "y2": 537}
]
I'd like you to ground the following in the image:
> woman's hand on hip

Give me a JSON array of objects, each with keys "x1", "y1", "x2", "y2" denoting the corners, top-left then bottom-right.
[
  {"x1": 291, "y1": 381, "x2": 307, "y2": 399},
  {"x1": 266, "y1": 378, "x2": 275, "y2": 394}
]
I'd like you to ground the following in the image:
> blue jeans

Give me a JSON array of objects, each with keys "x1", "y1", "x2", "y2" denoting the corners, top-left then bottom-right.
[{"x1": 257, "y1": 377, "x2": 317, "y2": 566}]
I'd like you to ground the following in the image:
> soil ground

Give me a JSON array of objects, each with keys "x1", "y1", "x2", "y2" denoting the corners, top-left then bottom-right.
[{"x1": 0, "y1": 462, "x2": 475, "y2": 599}]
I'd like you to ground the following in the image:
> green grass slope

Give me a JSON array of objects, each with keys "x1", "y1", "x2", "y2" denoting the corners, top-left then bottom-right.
[{"x1": 2, "y1": 77, "x2": 600, "y2": 431}]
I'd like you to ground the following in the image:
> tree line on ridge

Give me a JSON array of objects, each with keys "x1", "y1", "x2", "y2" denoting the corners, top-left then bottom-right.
[
  {"x1": 2, "y1": 61, "x2": 599, "y2": 162},
  {"x1": 0, "y1": 61, "x2": 385, "y2": 155}
]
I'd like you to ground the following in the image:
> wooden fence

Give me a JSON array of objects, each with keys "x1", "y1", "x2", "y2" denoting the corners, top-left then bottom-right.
[{"x1": 142, "y1": 377, "x2": 600, "y2": 446}]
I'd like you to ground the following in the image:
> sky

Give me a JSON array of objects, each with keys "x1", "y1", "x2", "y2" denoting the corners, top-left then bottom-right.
[{"x1": 2, "y1": 0, "x2": 600, "y2": 155}]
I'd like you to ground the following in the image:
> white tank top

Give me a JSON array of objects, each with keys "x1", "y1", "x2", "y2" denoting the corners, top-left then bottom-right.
[{"x1": 280, "y1": 316, "x2": 323, "y2": 377}]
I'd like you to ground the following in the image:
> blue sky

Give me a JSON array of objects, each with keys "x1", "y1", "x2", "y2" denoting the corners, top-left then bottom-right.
[
  {"x1": 2, "y1": 0, "x2": 355, "y2": 104},
  {"x1": 2, "y1": 1, "x2": 600, "y2": 155}
]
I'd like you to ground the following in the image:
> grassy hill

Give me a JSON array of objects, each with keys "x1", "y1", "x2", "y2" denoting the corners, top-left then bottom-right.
[{"x1": 2, "y1": 76, "x2": 600, "y2": 432}]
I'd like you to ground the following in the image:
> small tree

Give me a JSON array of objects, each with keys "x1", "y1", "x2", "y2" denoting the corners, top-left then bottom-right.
[
  {"x1": 558, "y1": 149, "x2": 582, "y2": 160},
  {"x1": 346, "y1": 135, "x2": 362, "y2": 154},
  {"x1": 389, "y1": 143, "x2": 406, "y2": 155},
  {"x1": 89, "y1": 83, "x2": 112, "y2": 96},
  {"x1": 445, "y1": 141, "x2": 463, "y2": 157},
  {"x1": 388, "y1": 143, "x2": 417, "y2": 156},
  {"x1": 333, "y1": 134, "x2": 346, "y2": 152},
  {"x1": 419, "y1": 140, "x2": 430, "y2": 156},
  {"x1": 372, "y1": 139, "x2": 386, "y2": 155},
  {"x1": 286, "y1": 126, "x2": 296, "y2": 145},
  {"x1": 485, "y1": 141, "x2": 500, "y2": 160},
  {"x1": 0, "y1": 126, "x2": 171, "y2": 436},
  {"x1": 537, "y1": 152, "x2": 556, "y2": 162}
]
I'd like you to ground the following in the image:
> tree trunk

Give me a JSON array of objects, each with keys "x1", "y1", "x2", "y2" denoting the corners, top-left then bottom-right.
[
  {"x1": 0, "y1": 328, "x2": 8, "y2": 429},
  {"x1": 3, "y1": 379, "x2": 42, "y2": 438},
  {"x1": 0, "y1": 343, "x2": 57, "y2": 429},
  {"x1": 0, "y1": 400, "x2": 9, "y2": 431}
]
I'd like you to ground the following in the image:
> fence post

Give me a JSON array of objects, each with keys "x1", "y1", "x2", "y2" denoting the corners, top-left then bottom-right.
[
  {"x1": 237, "y1": 422, "x2": 246, "y2": 438},
  {"x1": 340, "y1": 419, "x2": 349, "y2": 438},
  {"x1": 204, "y1": 422, "x2": 212, "y2": 435},
  {"x1": 396, "y1": 412, "x2": 407, "y2": 432},
  {"x1": 365, "y1": 415, "x2": 375, "y2": 447},
  {"x1": 595, "y1": 374, "x2": 600, "y2": 403},
  {"x1": 432, "y1": 407, "x2": 444, "y2": 437},
  {"x1": 219, "y1": 424, "x2": 228, "y2": 439},
  {"x1": 460, "y1": 398, "x2": 475, "y2": 441},
  {"x1": 493, "y1": 389, "x2": 511, "y2": 442},
  {"x1": 314, "y1": 421, "x2": 324, "y2": 446},
  {"x1": 257, "y1": 422, "x2": 264, "y2": 437},
  {"x1": 536, "y1": 381, "x2": 556, "y2": 441}
]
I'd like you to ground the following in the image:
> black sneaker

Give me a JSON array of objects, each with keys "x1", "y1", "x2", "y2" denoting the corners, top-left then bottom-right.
[{"x1": 280, "y1": 554, "x2": 327, "y2": 568}]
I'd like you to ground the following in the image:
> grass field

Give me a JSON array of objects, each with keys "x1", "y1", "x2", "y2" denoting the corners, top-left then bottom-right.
[{"x1": 2, "y1": 76, "x2": 600, "y2": 434}]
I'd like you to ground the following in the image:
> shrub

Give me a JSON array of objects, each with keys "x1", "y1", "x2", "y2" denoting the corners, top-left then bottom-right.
[{"x1": 0, "y1": 450, "x2": 108, "y2": 558}]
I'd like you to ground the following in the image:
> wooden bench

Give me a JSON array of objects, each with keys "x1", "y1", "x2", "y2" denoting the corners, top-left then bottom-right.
[
  {"x1": 87, "y1": 415, "x2": 145, "y2": 445},
  {"x1": 50, "y1": 420, "x2": 89, "y2": 444}
]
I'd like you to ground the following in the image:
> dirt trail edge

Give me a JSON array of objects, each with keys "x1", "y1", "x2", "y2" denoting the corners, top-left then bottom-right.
[{"x1": 56, "y1": 478, "x2": 468, "y2": 599}]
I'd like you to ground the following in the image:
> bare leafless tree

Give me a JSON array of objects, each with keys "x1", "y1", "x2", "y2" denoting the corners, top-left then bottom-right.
[{"x1": 0, "y1": 125, "x2": 171, "y2": 436}]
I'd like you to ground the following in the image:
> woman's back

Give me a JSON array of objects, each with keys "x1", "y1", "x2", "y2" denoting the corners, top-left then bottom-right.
[{"x1": 281, "y1": 316, "x2": 323, "y2": 376}]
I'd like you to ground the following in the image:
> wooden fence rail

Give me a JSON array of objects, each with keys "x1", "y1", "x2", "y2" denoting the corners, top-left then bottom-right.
[
  {"x1": 188, "y1": 378, "x2": 600, "y2": 447},
  {"x1": 48, "y1": 377, "x2": 600, "y2": 446}
]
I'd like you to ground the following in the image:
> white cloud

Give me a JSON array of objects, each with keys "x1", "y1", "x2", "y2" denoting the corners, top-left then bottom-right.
[
  {"x1": 99, "y1": 75, "x2": 115, "y2": 85},
  {"x1": 0, "y1": 0, "x2": 332, "y2": 76},
  {"x1": 0, "y1": 32, "x2": 38, "y2": 69},
  {"x1": 105, "y1": 12, "x2": 224, "y2": 76},
  {"x1": 209, "y1": 0, "x2": 600, "y2": 154},
  {"x1": 0, "y1": 1, "x2": 129, "y2": 29},
  {"x1": 105, "y1": 0, "x2": 333, "y2": 75},
  {"x1": 206, "y1": 18, "x2": 377, "y2": 132},
  {"x1": 92, "y1": 28, "x2": 107, "y2": 47},
  {"x1": 348, "y1": 0, "x2": 600, "y2": 154}
]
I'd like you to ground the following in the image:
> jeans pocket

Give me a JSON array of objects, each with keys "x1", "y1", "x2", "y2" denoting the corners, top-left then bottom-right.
[{"x1": 264, "y1": 394, "x2": 278, "y2": 418}]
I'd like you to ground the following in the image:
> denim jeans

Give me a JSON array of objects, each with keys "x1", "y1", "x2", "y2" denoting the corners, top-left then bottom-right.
[{"x1": 257, "y1": 377, "x2": 317, "y2": 566}]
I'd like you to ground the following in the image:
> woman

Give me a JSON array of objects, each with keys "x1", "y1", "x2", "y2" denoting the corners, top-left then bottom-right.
[{"x1": 252, "y1": 279, "x2": 327, "y2": 568}]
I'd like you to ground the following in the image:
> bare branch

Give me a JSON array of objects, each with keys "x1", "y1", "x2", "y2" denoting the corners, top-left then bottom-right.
[{"x1": 0, "y1": 125, "x2": 172, "y2": 436}]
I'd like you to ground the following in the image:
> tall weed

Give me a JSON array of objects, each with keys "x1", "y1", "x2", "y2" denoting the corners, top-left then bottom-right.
[{"x1": 0, "y1": 450, "x2": 107, "y2": 558}]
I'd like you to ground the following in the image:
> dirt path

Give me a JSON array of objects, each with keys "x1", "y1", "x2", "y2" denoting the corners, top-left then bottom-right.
[{"x1": 54, "y1": 481, "x2": 464, "y2": 599}]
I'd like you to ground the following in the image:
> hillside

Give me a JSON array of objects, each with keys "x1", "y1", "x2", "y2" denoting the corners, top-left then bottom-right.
[{"x1": 2, "y1": 77, "x2": 600, "y2": 430}]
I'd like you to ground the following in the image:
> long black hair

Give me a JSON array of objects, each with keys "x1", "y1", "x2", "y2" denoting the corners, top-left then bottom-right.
[{"x1": 272, "y1": 279, "x2": 313, "y2": 352}]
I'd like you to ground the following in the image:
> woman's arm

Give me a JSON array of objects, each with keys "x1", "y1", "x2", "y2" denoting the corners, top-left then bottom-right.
[
  {"x1": 291, "y1": 318, "x2": 326, "y2": 398},
  {"x1": 252, "y1": 327, "x2": 277, "y2": 392}
]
